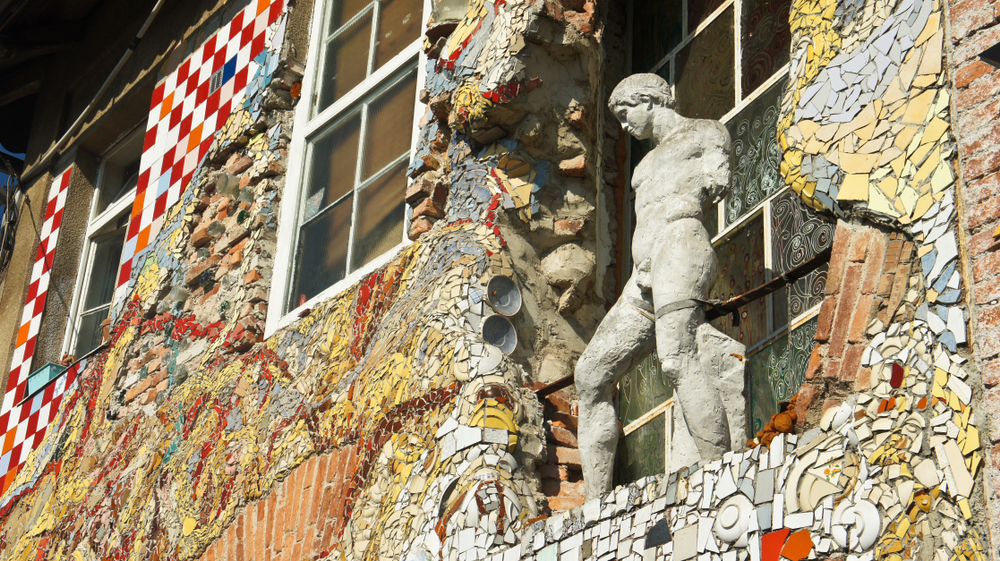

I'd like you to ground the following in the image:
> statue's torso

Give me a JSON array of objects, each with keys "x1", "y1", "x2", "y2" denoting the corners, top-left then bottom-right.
[{"x1": 631, "y1": 119, "x2": 728, "y2": 269}]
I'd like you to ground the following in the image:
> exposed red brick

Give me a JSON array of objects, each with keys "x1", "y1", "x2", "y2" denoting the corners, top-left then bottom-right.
[
  {"x1": 814, "y1": 296, "x2": 837, "y2": 342},
  {"x1": 412, "y1": 197, "x2": 445, "y2": 220},
  {"x1": 886, "y1": 263, "x2": 912, "y2": 319},
  {"x1": 860, "y1": 235, "x2": 887, "y2": 294},
  {"x1": 558, "y1": 154, "x2": 587, "y2": 177},
  {"x1": 226, "y1": 155, "x2": 254, "y2": 175},
  {"x1": 829, "y1": 263, "x2": 863, "y2": 358},
  {"x1": 973, "y1": 250, "x2": 1000, "y2": 283},
  {"x1": 408, "y1": 216, "x2": 436, "y2": 240},
  {"x1": 855, "y1": 367, "x2": 873, "y2": 391},
  {"x1": 984, "y1": 358, "x2": 1000, "y2": 388},
  {"x1": 986, "y1": 388, "x2": 1000, "y2": 444},
  {"x1": 848, "y1": 294, "x2": 875, "y2": 343},
  {"x1": 839, "y1": 345, "x2": 864, "y2": 383},
  {"x1": 548, "y1": 446, "x2": 581, "y2": 469},
  {"x1": 826, "y1": 225, "x2": 851, "y2": 293},
  {"x1": 245, "y1": 269, "x2": 263, "y2": 284},
  {"x1": 550, "y1": 411, "x2": 579, "y2": 432},
  {"x1": 185, "y1": 254, "x2": 223, "y2": 286},
  {"x1": 548, "y1": 425, "x2": 579, "y2": 448},
  {"x1": 955, "y1": 59, "x2": 996, "y2": 89},
  {"x1": 805, "y1": 345, "x2": 824, "y2": 380},
  {"x1": 974, "y1": 275, "x2": 1000, "y2": 305},
  {"x1": 547, "y1": 494, "x2": 586, "y2": 512},
  {"x1": 554, "y1": 219, "x2": 585, "y2": 236},
  {"x1": 824, "y1": 359, "x2": 841, "y2": 380},
  {"x1": 848, "y1": 229, "x2": 872, "y2": 262},
  {"x1": 876, "y1": 272, "x2": 895, "y2": 297},
  {"x1": 794, "y1": 384, "x2": 820, "y2": 427}
]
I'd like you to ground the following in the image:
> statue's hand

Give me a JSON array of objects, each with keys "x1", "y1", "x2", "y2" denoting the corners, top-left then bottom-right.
[{"x1": 636, "y1": 258, "x2": 653, "y2": 292}]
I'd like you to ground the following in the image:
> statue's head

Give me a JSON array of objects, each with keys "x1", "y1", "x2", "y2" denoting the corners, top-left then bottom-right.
[{"x1": 608, "y1": 73, "x2": 676, "y2": 140}]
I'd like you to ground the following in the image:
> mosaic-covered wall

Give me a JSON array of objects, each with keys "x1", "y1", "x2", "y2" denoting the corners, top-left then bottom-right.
[
  {"x1": 0, "y1": 0, "x2": 995, "y2": 560},
  {"x1": 0, "y1": 0, "x2": 605, "y2": 557}
]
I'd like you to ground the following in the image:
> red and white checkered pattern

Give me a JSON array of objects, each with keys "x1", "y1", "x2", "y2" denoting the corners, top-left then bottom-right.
[
  {"x1": 0, "y1": 166, "x2": 72, "y2": 494},
  {"x1": 0, "y1": 358, "x2": 84, "y2": 495},
  {"x1": 115, "y1": 0, "x2": 285, "y2": 296}
]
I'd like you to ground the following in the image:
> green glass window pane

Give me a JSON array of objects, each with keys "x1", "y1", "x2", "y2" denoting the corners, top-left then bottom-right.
[
  {"x1": 305, "y1": 113, "x2": 362, "y2": 221},
  {"x1": 352, "y1": 160, "x2": 407, "y2": 270},
  {"x1": 770, "y1": 189, "x2": 834, "y2": 322},
  {"x1": 742, "y1": 0, "x2": 791, "y2": 97},
  {"x1": 614, "y1": 413, "x2": 666, "y2": 487},
  {"x1": 710, "y1": 214, "x2": 767, "y2": 347},
  {"x1": 616, "y1": 351, "x2": 673, "y2": 427},
  {"x1": 747, "y1": 316, "x2": 818, "y2": 436},
  {"x1": 291, "y1": 195, "x2": 353, "y2": 307},
  {"x1": 725, "y1": 76, "x2": 786, "y2": 226},
  {"x1": 317, "y1": 14, "x2": 373, "y2": 111},
  {"x1": 688, "y1": 0, "x2": 727, "y2": 31},
  {"x1": 631, "y1": 0, "x2": 682, "y2": 73},
  {"x1": 674, "y1": 5, "x2": 734, "y2": 120}
]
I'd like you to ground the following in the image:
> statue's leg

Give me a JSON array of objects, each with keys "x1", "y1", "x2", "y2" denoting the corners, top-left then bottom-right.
[
  {"x1": 576, "y1": 285, "x2": 656, "y2": 501},
  {"x1": 654, "y1": 305, "x2": 731, "y2": 460}
]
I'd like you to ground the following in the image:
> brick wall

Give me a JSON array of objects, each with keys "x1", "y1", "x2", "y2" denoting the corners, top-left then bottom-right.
[
  {"x1": 948, "y1": 0, "x2": 1000, "y2": 552},
  {"x1": 794, "y1": 222, "x2": 919, "y2": 425},
  {"x1": 198, "y1": 444, "x2": 358, "y2": 561}
]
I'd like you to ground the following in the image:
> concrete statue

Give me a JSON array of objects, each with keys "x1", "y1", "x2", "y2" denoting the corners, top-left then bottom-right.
[{"x1": 576, "y1": 73, "x2": 747, "y2": 501}]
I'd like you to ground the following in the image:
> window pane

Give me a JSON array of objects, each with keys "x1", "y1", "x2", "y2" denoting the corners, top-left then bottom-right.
[
  {"x1": 374, "y1": 0, "x2": 422, "y2": 70},
  {"x1": 361, "y1": 71, "x2": 417, "y2": 180},
  {"x1": 771, "y1": 189, "x2": 834, "y2": 321},
  {"x1": 616, "y1": 351, "x2": 673, "y2": 427},
  {"x1": 306, "y1": 114, "x2": 362, "y2": 220},
  {"x1": 674, "y1": 5, "x2": 734, "y2": 121},
  {"x1": 747, "y1": 316, "x2": 817, "y2": 436},
  {"x1": 329, "y1": 0, "x2": 372, "y2": 31},
  {"x1": 352, "y1": 160, "x2": 407, "y2": 270},
  {"x1": 291, "y1": 196, "x2": 353, "y2": 307},
  {"x1": 631, "y1": 0, "x2": 682, "y2": 73},
  {"x1": 710, "y1": 214, "x2": 767, "y2": 347},
  {"x1": 688, "y1": 0, "x2": 727, "y2": 31},
  {"x1": 318, "y1": 13, "x2": 373, "y2": 111},
  {"x1": 82, "y1": 228, "x2": 126, "y2": 310},
  {"x1": 614, "y1": 413, "x2": 665, "y2": 487},
  {"x1": 74, "y1": 307, "x2": 110, "y2": 357},
  {"x1": 725, "y1": 76, "x2": 785, "y2": 225},
  {"x1": 742, "y1": 0, "x2": 791, "y2": 97},
  {"x1": 97, "y1": 156, "x2": 141, "y2": 215}
]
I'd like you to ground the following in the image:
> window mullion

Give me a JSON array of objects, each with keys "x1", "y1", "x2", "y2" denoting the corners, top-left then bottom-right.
[
  {"x1": 367, "y1": 0, "x2": 381, "y2": 77},
  {"x1": 347, "y1": 102, "x2": 371, "y2": 274},
  {"x1": 325, "y1": 3, "x2": 374, "y2": 44},
  {"x1": 733, "y1": 0, "x2": 742, "y2": 106}
]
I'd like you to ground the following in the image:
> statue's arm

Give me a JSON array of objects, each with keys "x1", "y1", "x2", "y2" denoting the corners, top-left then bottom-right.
[{"x1": 702, "y1": 123, "x2": 731, "y2": 204}]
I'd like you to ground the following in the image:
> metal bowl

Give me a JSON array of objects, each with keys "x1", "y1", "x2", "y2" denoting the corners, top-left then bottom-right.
[
  {"x1": 481, "y1": 314, "x2": 517, "y2": 355},
  {"x1": 485, "y1": 275, "x2": 522, "y2": 316}
]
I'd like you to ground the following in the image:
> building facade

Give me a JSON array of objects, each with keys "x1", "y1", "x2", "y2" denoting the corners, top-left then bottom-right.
[{"x1": 0, "y1": 0, "x2": 997, "y2": 559}]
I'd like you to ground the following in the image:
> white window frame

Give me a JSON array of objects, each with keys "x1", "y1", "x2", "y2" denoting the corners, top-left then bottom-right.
[
  {"x1": 62, "y1": 125, "x2": 144, "y2": 356},
  {"x1": 267, "y1": 0, "x2": 430, "y2": 337}
]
